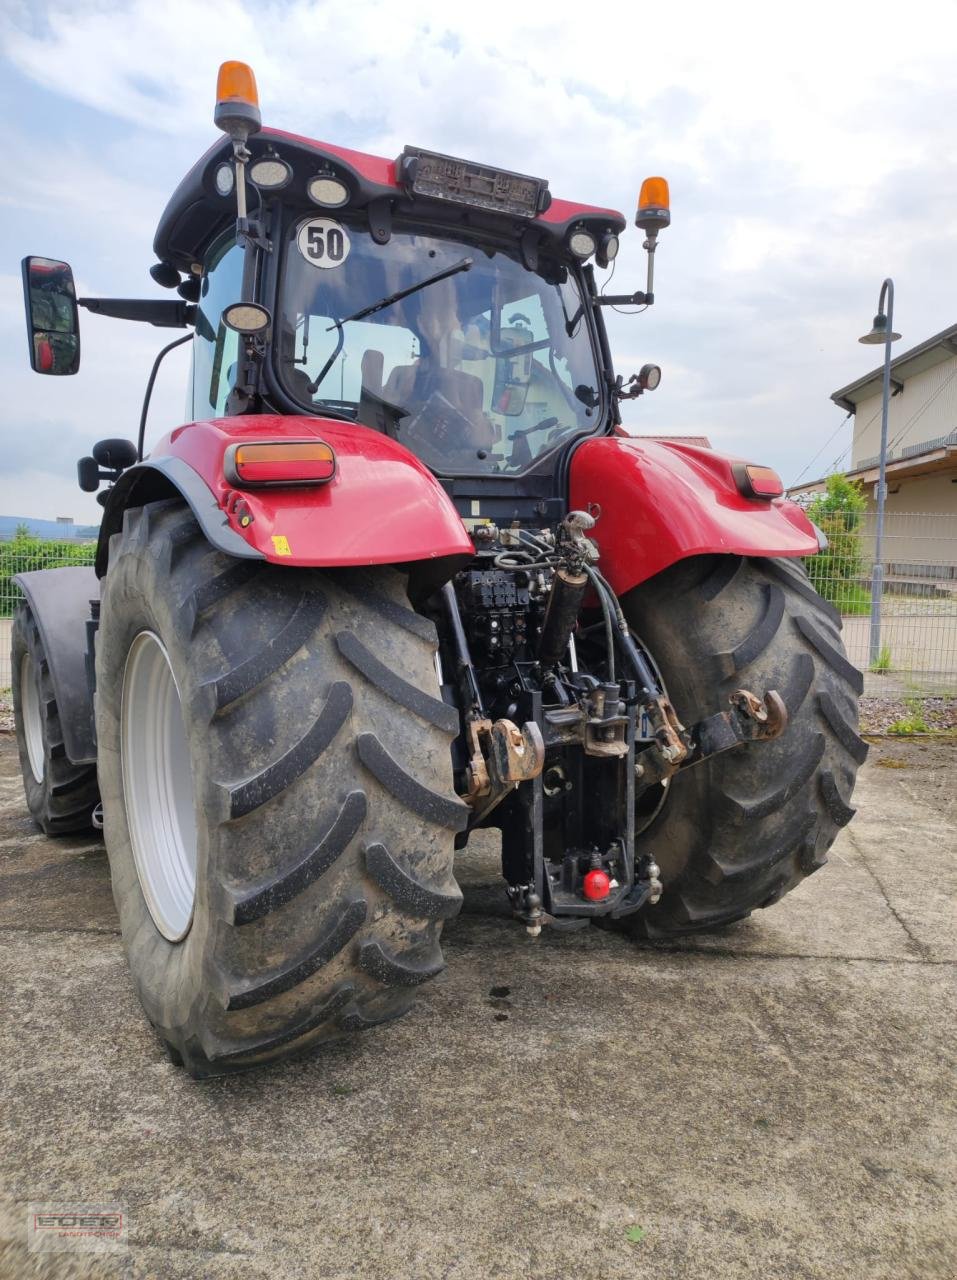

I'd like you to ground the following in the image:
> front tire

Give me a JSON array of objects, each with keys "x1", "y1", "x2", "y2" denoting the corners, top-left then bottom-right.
[
  {"x1": 624, "y1": 555, "x2": 867, "y2": 936},
  {"x1": 11, "y1": 604, "x2": 99, "y2": 835},
  {"x1": 96, "y1": 500, "x2": 466, "y2": 1075}
]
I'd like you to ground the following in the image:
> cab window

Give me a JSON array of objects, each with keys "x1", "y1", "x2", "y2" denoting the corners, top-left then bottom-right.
[{"x1": 191, "y1": 236, "x2": 245, "y2": 419}]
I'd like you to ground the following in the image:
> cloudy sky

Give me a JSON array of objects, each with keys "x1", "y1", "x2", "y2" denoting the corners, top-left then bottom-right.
[{"x1": 2, "y1": 0, "x2": 955, "y2": 523}]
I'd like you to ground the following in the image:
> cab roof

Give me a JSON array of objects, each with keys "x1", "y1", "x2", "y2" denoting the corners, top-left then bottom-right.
[{"x1": 153, "y1": 127, "x2": 626, "y2": 274}]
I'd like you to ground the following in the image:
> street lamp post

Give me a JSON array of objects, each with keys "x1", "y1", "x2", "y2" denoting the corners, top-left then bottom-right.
[{"x1": 858, "y1": 279, "x2": 900, "y2": 667}]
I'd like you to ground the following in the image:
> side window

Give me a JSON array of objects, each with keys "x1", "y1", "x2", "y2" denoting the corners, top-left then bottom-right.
[{"x1": 190, "y1": 236, "x2": 245, "y2": 419}]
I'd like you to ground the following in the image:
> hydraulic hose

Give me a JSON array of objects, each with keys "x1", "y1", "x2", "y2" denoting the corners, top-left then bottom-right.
[{"x1": 582, "y1": 565, "x2": 616, "y2": 685}]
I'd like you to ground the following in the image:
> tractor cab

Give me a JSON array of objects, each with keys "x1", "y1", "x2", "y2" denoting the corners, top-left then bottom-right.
[{"x1": 150, "y1": 76, "x2": 645, "y2": 516}]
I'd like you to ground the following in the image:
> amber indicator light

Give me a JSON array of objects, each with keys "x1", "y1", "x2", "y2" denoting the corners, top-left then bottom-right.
[
  {"x1": 228, "y1": 441, "x2": 336, "y2": 487},
  {"x1": 743, "y1": 464, "x2": 784, "y2": 498}
]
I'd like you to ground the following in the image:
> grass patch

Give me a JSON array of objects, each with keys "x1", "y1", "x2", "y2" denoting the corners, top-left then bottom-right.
[
  {"x1": 869, "y1": 644, "x2": 892, "y2": 674},
  {"x1": 830, "y1": 583, "x2": 872, "y2": 616}
]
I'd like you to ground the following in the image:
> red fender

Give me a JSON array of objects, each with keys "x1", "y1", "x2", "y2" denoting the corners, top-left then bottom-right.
[
  {"x1": 152, "y1": 415, "x2": 474, "y2": 567},
  {"x1": 569, "y1": 437, "x2": 818, "y2": 596}
]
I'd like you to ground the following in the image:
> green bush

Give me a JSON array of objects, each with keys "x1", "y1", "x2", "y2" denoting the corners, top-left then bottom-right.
[
  {"x1": 888, "y1": 698, "x2": 930, "y2": 736},
  {"x1": 803, "y1": 474, "x2": 869, "y2": 614},
  {"x1": 0, "y1": 530, "x2": 96, "y2": 618}
]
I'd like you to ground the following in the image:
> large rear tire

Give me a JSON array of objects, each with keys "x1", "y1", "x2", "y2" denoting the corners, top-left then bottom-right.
[
  {"x1": 623, "y1": 555, "x2": 867, "y2": 936},
  {"x1": 95, "y1": 500, "x2": 466, "y2": 1075},
  {"x1": 11, "y1": 604, "x2": 99, "y2": 835}
]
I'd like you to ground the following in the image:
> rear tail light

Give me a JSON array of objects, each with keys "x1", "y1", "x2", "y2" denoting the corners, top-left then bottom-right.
[
  {"x1": 225, "y1": 440, "x2": 336, "y2": 487},
  {"x1": 737, "y1": 463, "x2": 784, "y2": 500}
]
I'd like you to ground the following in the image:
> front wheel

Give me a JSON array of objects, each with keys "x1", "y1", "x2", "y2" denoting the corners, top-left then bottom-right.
[
  {"x1": 96, "y1": 500, "x2": 466, "y2": 1075},
  {"x1": 11, "y1": 604, "x2": 99, "y2": 835},
  {"x1": 623, "y1": 554, "x2": 867, "y2": 936}
]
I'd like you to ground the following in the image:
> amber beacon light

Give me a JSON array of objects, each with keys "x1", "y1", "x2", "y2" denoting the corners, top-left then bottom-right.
[
  {"x1": 636, "y1": 177, "x2": 670, "y2": 233},
  {"x1": 214, "y1": 61, "x2": 261, "y2": 139}
]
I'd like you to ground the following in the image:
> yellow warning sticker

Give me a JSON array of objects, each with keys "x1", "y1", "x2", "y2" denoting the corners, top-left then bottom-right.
[{"x1": 271, "y1": 534, "x2": 292, "y2": 557}]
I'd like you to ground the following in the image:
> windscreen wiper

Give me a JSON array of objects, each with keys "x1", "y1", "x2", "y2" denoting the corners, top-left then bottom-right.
[{"x1": 307, "y1": 256, "x2": 473, "y2": 394}]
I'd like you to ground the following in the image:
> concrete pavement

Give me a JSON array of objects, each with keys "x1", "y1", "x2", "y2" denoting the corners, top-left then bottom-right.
[{"x1": 0, "y1": 734, "x2": 954, "y2": 1279}]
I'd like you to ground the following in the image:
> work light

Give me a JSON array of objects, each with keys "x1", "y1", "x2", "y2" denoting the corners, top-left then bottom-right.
[
  {"x1": 307, "y1": 175, "x2": 350, "y2": 208},
  {"x1": 568, "y1": 230, "x2": 597, "y2": 259},
  {"x1": 249, "y1": 157, "x2": 292, "y2": 189}
]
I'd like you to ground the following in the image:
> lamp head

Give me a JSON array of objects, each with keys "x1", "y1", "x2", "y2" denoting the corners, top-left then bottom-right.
[{"x1": 859, "y1": 313, "x2": 901, "y2": 345}]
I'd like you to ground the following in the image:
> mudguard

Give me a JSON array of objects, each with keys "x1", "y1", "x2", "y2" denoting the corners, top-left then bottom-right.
[
  {"x1": 13, "y1": 567, "x2": 99, "y2": 765},
  {"x1": 569, "y1": 436, "x2": 818, "y2": 596},
  {"x1": 98, "y1": 414, "x2": 474, "y2": 579}
]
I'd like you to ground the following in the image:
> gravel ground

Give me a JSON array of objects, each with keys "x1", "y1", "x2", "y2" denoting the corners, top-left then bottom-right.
[
  {"x1": 0, "y1": 731, "x2": 955, "y2": 1279},
  {"x1": 859, "y1": 694, "x2": 957, "y2": 734}
]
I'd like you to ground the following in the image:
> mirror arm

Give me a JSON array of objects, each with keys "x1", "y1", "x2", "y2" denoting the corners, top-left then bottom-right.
[
  {"x1": 590, "y1": 225, "x2": 662, "y2": 309},
  {"x1": 78, "y1": 298, "x2": 197, "y2": 328},
  {"x1": 137, "y1": 333, "x2": 194, "y2": 461},
  {"x1": 592, "y1": 291, "x2": 652, "y2": 308},
  {"x1": 225, "y1": 333, "x2": 268, "y2": 416}
]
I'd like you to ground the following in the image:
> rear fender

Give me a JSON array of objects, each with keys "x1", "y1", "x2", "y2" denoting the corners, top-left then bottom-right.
[
  {"x1": 13, "y1": 568, "x2": 99, "y2": 765},
  {"x1": 98, "y1": 415, "x2": 475, "y2": 593},
  {"x1": 569, "y1": 437, "x2": 818, "y2": 595}
]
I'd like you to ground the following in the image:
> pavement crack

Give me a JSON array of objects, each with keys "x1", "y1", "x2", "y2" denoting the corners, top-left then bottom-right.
[{"x1": 845, "y1": 828, "x2": 933, "y2": 960}]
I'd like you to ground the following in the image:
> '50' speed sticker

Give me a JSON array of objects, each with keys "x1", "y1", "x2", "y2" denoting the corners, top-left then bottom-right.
[{"x1": 297, "y1": 218, "x2": 350, "y2": 269}]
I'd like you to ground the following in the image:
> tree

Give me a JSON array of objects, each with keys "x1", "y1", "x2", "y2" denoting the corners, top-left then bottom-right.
[{"x1": 804, "y1": 474, "x2": 869, "y2": 613}]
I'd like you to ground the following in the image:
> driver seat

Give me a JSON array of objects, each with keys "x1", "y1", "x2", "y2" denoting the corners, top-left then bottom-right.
[{"x1": 383, "y1": 361, "x2": 497, "y2": 450}]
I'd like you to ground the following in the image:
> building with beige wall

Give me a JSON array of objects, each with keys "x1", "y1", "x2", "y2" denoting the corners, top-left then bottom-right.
[{"x1": 789, "y1": 323, "x2": 957, "y2": 575}]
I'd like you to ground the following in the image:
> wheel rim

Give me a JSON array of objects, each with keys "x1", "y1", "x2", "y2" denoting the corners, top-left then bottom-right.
[
  {"x1": 121, "y1": 631, "x2": 198, "y2": 942},
  {"x1": 20, "y1": 653, "x2": 44, "y2": 784}
]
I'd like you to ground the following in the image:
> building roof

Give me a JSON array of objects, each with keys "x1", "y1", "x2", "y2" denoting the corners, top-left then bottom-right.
[
  {"x1": 788, "y1": 433, "x2": 957, "y2": 498},
  {"x1": 638, "y1": 435, "x2": 712, "y2": 448},
  {"x1": 831, "y1": 321, "x2": 957, "y2": 412}
]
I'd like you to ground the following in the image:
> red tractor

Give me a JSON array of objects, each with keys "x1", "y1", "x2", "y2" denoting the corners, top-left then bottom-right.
[{"x1": 13, "y1": 62, "x2": 865, "y2": 1076}]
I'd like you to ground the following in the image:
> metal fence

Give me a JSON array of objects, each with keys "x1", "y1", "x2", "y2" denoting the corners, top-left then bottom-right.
[
  {"x1": 0, "y1": 538, "x2": 96, "y2": 688},
  {"x1": 1, "y1": 515, "x2": 955, "y2": 696},
  {"x1": 804, "y1": 511, "x2": 957, "y2": 696}
]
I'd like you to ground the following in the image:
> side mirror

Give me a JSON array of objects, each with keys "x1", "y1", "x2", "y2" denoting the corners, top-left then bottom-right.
[
  {"x1": 492, "y1": 347, "x2": 533, "y2": 417},
  {"x1": 78, "y1": 438, "x2": 138, "y2": 495},
  {"x1": 92, "y1": 438, "x2": 138, "y2": 470},
  {"x1": 22, "y1": 256, "x2": 80, "y2": 375}
]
